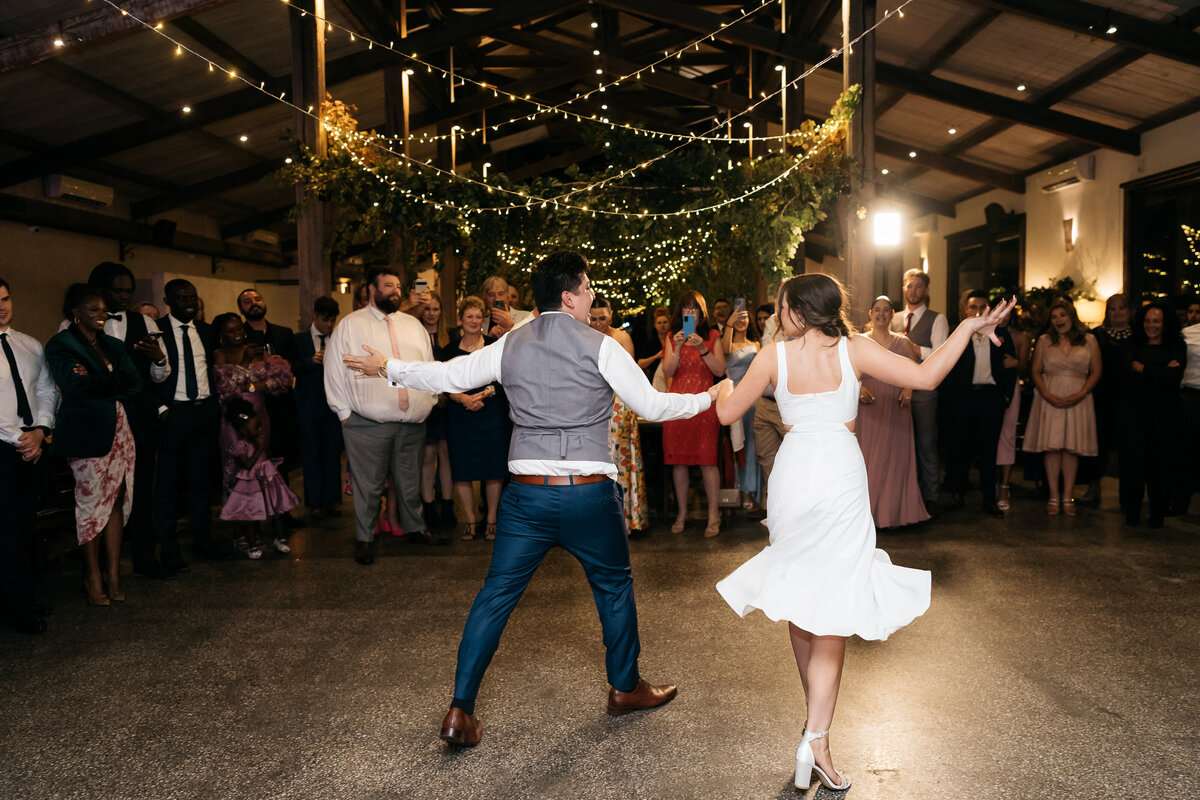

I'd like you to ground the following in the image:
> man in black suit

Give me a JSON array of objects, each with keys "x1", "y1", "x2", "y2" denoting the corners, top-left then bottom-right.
[
  {"x1": 294, "y1": 296, "x2": 343, "y2": 518},
  {"x1": 154, "y1": 279, "x2": 230, "y2": 571},
  {"x1": 87, "y1": 262, "x2": 174, "y2": 579},
  {"x1": 945, "y1": 290, "x2": 1018, "y2": 517}
]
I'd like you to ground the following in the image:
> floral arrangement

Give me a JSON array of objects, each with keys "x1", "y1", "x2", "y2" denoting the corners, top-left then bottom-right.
[{"x1": 251, "y1": 356, "x2": 294, "y2": 396}]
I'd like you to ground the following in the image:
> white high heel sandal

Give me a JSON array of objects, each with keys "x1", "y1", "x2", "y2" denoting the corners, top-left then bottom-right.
[{"x1": 794, "y1": 728, "x2": 851, "y2": 791}]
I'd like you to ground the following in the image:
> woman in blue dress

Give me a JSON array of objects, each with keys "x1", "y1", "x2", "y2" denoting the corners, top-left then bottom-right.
[
  {"x1": 720, "y1": 302, "x2": 762, "y2": 512},
  {"x1": 441, "y1": 296, "x2": 510, "y2": 540}
]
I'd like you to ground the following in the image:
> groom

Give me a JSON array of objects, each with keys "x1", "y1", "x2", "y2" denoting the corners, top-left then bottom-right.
[{"x1": 345, "y1": 252, "x2": 717, "y2": 746}]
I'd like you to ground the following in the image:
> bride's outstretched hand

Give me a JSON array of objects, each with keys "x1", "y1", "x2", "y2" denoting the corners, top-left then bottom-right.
[
  {"x1": 343, "y1": 344, "x2": 389, "y2": 379},
  {"x1": 973, "y1": 297, "x2": 1017, "y2": 345}
]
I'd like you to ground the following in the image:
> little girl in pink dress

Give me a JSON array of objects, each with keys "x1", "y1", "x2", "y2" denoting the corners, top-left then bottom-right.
[{"x1": 219, "y1": 398, "x2": 299, "y2": 558}]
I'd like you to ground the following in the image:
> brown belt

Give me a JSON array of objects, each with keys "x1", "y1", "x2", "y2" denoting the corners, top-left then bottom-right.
[{"x1": 512, "y1": 474, "x2": 608, "y2": 486}]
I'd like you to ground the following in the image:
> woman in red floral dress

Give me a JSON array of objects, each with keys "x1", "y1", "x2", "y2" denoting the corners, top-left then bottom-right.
[
  {"x1": 46, "y1": 284, "x2": 142, "y2": 606},
  {"x1": 662, "y1": 290, "x2": 726, "y2": 536}
]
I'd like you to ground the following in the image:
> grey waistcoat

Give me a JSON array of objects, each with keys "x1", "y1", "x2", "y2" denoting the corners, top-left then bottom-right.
[
  {"x1": 907, "y1": 308, "x2": 941, "y2": 351},
  {"x1": 500, "y1": 313, "x2": 614, "y2": 464}
]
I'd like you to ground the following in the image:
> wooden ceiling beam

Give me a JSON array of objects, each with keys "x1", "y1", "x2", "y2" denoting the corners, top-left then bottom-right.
[
  {"x1": 0, "y1": 0, "x2": 235, "y2": 72},
  {"x1": 876, "y1": 185, "x2": 957, "y2": 219},
  {"x1": 601, "y1": 0, "x2": 1138, "y2": 152},
  {"x1": 504, "y1": 145, "x2": 604, "y2": 182},
  {"x1": 129, "y1": 160, "x2": 285, "y2": 219},
  {"x1": 32, "y1": 58, "x2": 263, "y2": 168},
  {"x1": 0, "y1": 0, "x2": 569, "y2": 189},
  {"x1": 876, "y1": 137, "x2": 1024, "y2": 194},
  {"x1": 0, "y1": 191, "x2": 285, "y2": 267},
  {"x1": 169, "y1": 16, "x2": 274, "y2": 84},
  {"x1": 963, "y1": 0, "x2": 1200, "y2": 68},
  {"x1": 875, "y1": 61, "x2": 1139, "y2": 154}
]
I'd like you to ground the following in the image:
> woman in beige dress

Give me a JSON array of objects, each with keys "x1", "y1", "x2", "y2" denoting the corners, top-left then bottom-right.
[{"x1": 1022, "y1": 298, "x2": 1101, "y2": 516}]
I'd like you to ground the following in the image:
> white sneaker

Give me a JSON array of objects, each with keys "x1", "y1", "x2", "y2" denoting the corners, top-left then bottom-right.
[
  {"x1": 273, "y1": 538, "x2": 291, "y2": 554},
  {"x1": 246, "y1": 546, "x2": 263, "y2": 560}
]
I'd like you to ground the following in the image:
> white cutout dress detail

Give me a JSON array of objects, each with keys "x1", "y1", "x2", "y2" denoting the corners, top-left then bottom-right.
[{"x1": 716, "y1": 337, "x2": 931, "y2": 640}]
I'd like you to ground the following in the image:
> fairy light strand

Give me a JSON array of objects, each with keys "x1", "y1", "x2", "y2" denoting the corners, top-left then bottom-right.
[{"x1": 99, "y1": 0, "x2": 900, "y2": 217}]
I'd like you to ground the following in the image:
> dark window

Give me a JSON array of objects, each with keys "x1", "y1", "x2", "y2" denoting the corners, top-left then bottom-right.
[
  {"x1": 1124, "y1": 160, "x2": 1200, "y2": 305},
  {"x1": 944, "y1": 210, "x2": 1025, "y2": 326}
]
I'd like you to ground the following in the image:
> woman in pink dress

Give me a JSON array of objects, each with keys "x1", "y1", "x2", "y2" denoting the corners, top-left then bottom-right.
[
  {"x1": 219, "y1": 398, "x2": 299, "y2": 558},
  {"x1": 854, "y1": 296, "x2": 929, "y2": 529},
  {"x1": 1022, "y1": 298, "x2": 1101, "y2": 516},
  {"x1": 662, "y1": 290, "x2": 726, "y2": 536},
  {"x1": 46, "y1": 284, "x2": 142, "y2": 606}
]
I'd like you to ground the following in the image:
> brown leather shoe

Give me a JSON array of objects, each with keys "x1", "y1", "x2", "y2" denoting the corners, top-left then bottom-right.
[
  {"x1": 439, "y1": 707, "x2": 481, "y2": 747},
  {"x1": 606, "y1": 679, "x2": 678, "y2": 716}
]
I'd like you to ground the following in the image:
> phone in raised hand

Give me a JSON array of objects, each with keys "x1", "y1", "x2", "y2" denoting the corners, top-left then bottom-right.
[{"x1": 682, "y1": 313, "x2": 696, "y2": 338}]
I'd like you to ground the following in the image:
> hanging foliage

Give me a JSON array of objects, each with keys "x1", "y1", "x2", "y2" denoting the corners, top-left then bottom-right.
[{"x1": 274, "y1": 86, "x2": 860, "y2": 309}]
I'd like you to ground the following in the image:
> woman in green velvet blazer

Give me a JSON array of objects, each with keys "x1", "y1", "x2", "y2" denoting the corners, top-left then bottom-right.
[{"x1": 45, "y1": 284, "x2": 142, "y2": 606}]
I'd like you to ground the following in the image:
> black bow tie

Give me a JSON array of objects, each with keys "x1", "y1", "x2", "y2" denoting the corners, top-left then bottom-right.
[{"x1": 107, "y1": 313, "x2": 122, "y2": 321}]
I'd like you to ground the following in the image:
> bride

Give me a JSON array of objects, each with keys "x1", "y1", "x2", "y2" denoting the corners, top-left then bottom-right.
[{"x1": 714, "y1": 274, "x2": 1012, "y2": 791}]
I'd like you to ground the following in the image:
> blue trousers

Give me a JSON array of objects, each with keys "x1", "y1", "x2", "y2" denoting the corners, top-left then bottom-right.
[{"x1": 453, "y1": 479, "x2": 641, "y2": 700}]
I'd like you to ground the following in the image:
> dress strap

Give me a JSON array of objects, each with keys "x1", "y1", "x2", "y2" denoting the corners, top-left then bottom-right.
[{"x1": 775, "y1": 340, "x2": 789, "y2": 397}]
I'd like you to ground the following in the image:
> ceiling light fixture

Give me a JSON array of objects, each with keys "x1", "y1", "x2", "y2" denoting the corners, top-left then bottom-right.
[
  {"x1": 1017, "y1": 84, "x2": 1026, "y2": 91},
  {"x1": 908, "y1": 151, "x2": 917, "y2": 158},
  {"x1": 948, "y1": 128, "x2": 956, "y2": 134}
]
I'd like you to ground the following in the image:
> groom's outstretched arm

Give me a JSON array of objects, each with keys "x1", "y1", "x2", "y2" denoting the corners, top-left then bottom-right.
[
  {"x1": 385, "y1": 338, "x2": 505, "y2": 394},
  {"x1": 598, "y1": 337, "x2": 711, "y2": 422}
]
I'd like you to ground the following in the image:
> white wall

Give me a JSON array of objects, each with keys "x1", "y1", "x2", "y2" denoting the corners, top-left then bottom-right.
[
  {"x1": 0, "y1": 218, "x2": 299, "y2": 343},
  {"x1": 1023, "y1": 111, "x2": 1200, "y2": 314},
  {"x1": 884, "y1": 109, "x2": 1200, "y2": 326}
]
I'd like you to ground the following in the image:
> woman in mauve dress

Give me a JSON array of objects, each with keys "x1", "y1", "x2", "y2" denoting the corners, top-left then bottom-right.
[
  {"x1": 854, "y1": 296, "x2": 929, "y2": 529},
  {"x1": 46, "y1": 284, "x2": 142, "y2": 606},
  {"x1": 662, "y1": 290, "x2": 726, "y2": 537}
]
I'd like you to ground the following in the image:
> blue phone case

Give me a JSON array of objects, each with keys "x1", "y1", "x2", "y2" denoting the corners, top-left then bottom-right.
[{"x1": 682, "y1": 314, "x2": 696, "y2": 338}]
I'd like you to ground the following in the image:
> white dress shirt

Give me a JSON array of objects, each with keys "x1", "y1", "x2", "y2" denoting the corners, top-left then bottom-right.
[
  {"x1": 970, "y1": 332, "x2": 996, "y2": 385},
  {"x1": 324, "y1": 304, "x2": 435, "y2": 423},
  {"x1": 386, "y1": 312, "x2": 711, "y2": 477},
  {"x1": 892, "y1": 304, "x2": 949, "y2": 361},
  {"x1": 1183, "y1": 323, "x2": 1200, "y2": 390},
  {"x1": 309, "y1": 323, "x2": 328, "y2": 354},
  {"x1": 167, "y1": 314, "x2": 212, "y2": 401},
  {"x1": 0, "y1": 327, "x2": 58, "y2": 446}
]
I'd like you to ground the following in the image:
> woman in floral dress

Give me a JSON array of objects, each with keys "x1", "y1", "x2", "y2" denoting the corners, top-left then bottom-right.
[
  {"x1": 590, "y1": 296, "x2": 649, "y2": 533},
  {"x1": 47, "y1": 284, "x2": 142, "y2": 606}
]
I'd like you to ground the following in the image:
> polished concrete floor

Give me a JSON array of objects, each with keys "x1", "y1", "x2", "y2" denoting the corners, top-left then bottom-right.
[{"x1": 2, "y1": 478, "x2": 1198, "y2": 800}]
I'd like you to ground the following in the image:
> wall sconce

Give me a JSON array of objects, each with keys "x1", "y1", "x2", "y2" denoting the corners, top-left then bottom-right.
[
  {"x1": 874, "y1": 211, "x2": 901, "y2": 246},
  {"x1": 337, "y1": 278, "x2": 351, "y2": 294},
  {"x1": 1063, "y1": 218, "x2": 1075, "y2": 252}
]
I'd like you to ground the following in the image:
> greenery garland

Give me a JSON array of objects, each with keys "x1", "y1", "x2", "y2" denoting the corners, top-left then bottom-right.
[{"x1": 275, "y1": 86, "x2": 860, "y2": 311}]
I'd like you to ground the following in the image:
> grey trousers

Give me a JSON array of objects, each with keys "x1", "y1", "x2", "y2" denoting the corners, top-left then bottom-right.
[
  {"x1": 342, "y1": 412, "x2": 427, "y2": 541},
  {"x1": 910, "y1": 389, "x2": 940, "y2": 502},
  {"x1": 754, "y1": 397, "x2": 786, "y2": 491}
]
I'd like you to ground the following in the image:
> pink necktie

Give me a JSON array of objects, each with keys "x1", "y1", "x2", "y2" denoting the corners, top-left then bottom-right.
[{"x1": 385, "y1": 314, "x2": 410, "y2": 411}]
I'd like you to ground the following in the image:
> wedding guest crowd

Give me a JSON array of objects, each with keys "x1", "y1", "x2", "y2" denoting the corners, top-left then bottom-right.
[{"x1": 9, "y1": 256, "x2": 1200, "y2": 639}]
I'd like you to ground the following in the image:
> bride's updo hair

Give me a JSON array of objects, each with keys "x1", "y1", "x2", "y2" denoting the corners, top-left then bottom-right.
[{"x1": 777, "y1": 273, "x2": 852, "y2": 339}]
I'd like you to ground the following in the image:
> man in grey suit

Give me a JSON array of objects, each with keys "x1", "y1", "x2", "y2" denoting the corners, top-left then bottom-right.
[
  {"x1": 344, "y1": 252, "x2": 717, "y2": 747},
  {"x1": 892, "y1": 269, "x2": 949, "y2": 514}
]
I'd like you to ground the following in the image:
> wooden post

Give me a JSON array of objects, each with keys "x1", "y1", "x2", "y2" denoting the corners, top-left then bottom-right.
[
  {"x1": 842, "y1": 0, "x2": 876, "y2": 325},
  {"x1": 782, "y1": 0, "x2": 806, "y2": 273},
  {"x1": 290, "y1": 0, "x2": 328, "y2": 330}
]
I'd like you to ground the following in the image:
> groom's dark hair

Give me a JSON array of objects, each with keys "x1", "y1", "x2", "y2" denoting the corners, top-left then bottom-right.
[{"x1": 531, "y1": 251, "x2": 587, "y2": 312}]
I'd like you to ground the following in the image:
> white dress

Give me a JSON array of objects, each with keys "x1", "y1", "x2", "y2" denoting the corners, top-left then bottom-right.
[{"x1": 716, "y1": 337, "x2": 931, "y2": 640}]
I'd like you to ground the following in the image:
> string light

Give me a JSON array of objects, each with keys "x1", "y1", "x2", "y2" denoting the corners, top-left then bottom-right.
[{"x1": 99, "y1": 0, "x2": 882, "y2": 217}]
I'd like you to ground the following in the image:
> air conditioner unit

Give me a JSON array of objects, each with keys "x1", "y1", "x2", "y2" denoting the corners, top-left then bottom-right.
[
  {"x1": 44, "y1": 174, "x2": 115, "y2": 207},
  {"x1": 1040, "y1": 155, "x2": 1095, "y2": 193},
  {"x1": 243, "y1": 229, "x2": 280, "y2": 247}
]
